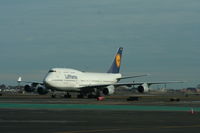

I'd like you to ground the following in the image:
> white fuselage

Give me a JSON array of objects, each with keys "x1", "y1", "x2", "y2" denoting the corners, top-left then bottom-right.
[{"x1": 43, "y1": 68, "x2": 122, "y2": 91}]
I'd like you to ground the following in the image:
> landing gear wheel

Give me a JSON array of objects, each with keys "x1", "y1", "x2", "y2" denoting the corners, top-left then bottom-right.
[
  {"x1": 95, "y1": 91, "x2": 101, "y2": 98},
  {"x1": 87, "y1": 94, "x2": 96, "y2": 99},
  {"x1": 64, "y1": 93, "x2": 71, "y2": 98},
  {"x1": 51, "y1": 94, "x2": 56, "y2": 98},
  {"x1": 77, "y1": 94, "x2": 84, "y2": 99}
]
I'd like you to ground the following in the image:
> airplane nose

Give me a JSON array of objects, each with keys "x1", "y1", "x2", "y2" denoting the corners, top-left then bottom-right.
[{"x1": 43, "y1": 76, "x2": 51, "y2": 87}]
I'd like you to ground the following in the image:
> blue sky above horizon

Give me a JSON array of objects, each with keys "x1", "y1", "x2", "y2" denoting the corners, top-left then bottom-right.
[{"x1": 0, "y1": 0, "x2": 200, "y2": 88}]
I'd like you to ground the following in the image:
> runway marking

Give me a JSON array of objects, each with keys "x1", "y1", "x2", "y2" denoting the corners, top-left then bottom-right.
[{"x1": 58, "y1": 124, "x2": 200, "y2": 133}]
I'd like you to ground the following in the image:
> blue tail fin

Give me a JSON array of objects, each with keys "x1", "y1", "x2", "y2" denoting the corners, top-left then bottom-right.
[{"x1": 107, "y1": 47, "x2": 123, "y2": 73}]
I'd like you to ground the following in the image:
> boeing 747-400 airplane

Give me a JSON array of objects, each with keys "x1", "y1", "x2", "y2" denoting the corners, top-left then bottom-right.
[{"x1": 18, "y1": 47, "x2": 182, "y2": 98}]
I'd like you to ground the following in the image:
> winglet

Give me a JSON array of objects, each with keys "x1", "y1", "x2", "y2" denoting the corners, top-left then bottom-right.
[{"x1": 107, "y1": 47, "x2": 123, "y2": 73}]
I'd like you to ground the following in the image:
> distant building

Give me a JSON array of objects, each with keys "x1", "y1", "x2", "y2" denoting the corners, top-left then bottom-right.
[{"x1": 181, "y1": 87, "x2": 200, "y2": 93}]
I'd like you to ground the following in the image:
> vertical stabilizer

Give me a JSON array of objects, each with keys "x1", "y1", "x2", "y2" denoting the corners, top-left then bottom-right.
[{"x1": 107, "y1": 47, "x2": 123, "y2": 73}]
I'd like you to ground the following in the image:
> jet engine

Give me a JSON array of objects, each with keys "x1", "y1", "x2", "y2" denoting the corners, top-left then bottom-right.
[
  {"x1": 137, "y1": 83, "x2": 150, "y2": 93},
  {"x1": 24, "y1": 83, "x2": 38, "y2": 92},
  {"x1": 37, "y1": 85, "x2": 48, "y2": 95},
  {"x1": 24, "y1": 83, "x2": 48, "y2": 95},
  {"x1": 102, "y1": 85, "x2": 115, "y2": 95},
  {"x1": 24, "y1": 84, "x2": 35, "y2": 92}
]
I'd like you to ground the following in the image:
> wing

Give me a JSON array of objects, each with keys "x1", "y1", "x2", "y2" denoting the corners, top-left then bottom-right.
[
  {"x1": 115, "y1": 81, "x2": 185, "y2": 86},
  {"x1": 79, "y1": 81, "x2": 185, "y2": 89},
  {"x1": 117, "y1": 74, "x2": 149, "y2": 80},
  {"x1": 17, "y1": 77, "x2": 43, "y2": 85},
  {"x1": 143, "y1": 81, "x2": 185, "y2": 86}
]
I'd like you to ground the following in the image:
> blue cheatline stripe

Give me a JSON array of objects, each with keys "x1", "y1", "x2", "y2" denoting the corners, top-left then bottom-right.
[{"x1": 0, "y1": 103, "x2": 200, "y2": 112}]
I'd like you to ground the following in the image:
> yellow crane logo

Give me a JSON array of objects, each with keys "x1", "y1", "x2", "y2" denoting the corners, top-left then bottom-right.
[{"x1": 115, "y1": 54, "x2": 121, "y2": 68}]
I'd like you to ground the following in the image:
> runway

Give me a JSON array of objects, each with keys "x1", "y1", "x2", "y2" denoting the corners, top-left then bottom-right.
[
  {"x1": 0, "y1": 94, "x2": 200, "y2": 133},
  {"x1": 0, "y1": 109, "x2": 200, "y2": 133}
]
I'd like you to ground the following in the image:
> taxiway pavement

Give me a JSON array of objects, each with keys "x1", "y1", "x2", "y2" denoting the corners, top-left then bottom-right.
[
  {"x1": 0, "y1": 94, "x2": 200, "y2": 133},
  {"x1": 0, "y1": 109, "x2": 200, "y2": 133}
]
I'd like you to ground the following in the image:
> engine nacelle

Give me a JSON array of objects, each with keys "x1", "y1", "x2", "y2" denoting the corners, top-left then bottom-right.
[
  {"x1": 24, "y1": 83, "x2": 48, "y2": 95},
  {"x1": 137, "y1": 83, "x2": 150, "y2": 93},
  {"x1": 24, "y1": 83, "x2": 39, "y2": 92},
  {"x1": 102, "y1": 85, "x2": 115, "y2": 95},
  {"x1": 24, "y1": 84, "x2": 35, "y2": 92},
  {"x1": 37, "y1": 85, "x2": 48, "y2": 95}
]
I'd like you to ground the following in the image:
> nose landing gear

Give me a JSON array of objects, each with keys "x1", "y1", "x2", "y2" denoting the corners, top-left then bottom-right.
[{"x1": 64, "y1": 93, "x2": 71, "y2": 98}]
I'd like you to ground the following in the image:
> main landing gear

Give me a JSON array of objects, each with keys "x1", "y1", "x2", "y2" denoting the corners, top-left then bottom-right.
[
  {"x1": 51, "y1": 94, "x2": 56, "y2": 98},
  {"x1": 87, "y1": 90, "x2": 101, "y2": 99},
  {"x1": 77, "y1": 94, "x2": 84, "y2": 99},
  {"x1": 64, "y1": 93, "x2": 72, "y2": 98}
]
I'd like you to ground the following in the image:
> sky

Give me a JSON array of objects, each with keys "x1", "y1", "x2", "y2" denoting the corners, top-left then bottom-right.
[{"x1": 0, "y1": 0, "x2": 200, "y2": 89}]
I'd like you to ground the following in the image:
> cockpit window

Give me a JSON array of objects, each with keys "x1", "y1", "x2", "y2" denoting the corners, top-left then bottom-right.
[{"x1": 48, "y1": 70, "x2": 56, "y2": 73}]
